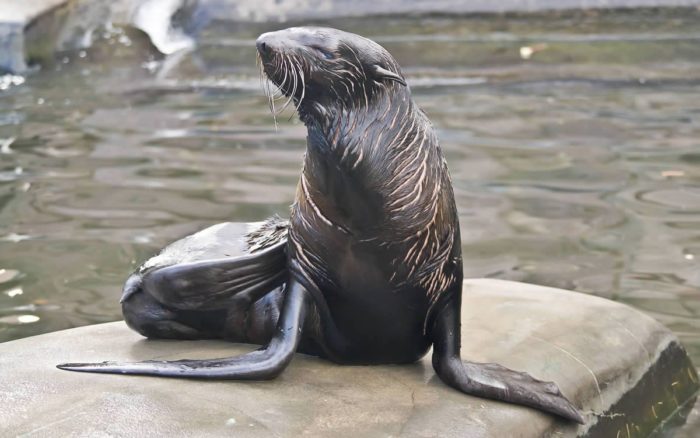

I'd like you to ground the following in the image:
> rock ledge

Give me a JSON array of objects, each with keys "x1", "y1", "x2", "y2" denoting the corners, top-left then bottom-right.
[{"x1": 0, "y1": 279, "x2": 697, "y2": 437}]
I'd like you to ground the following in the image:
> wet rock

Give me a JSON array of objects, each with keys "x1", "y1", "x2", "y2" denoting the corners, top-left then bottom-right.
[
  {"x1": 0, "y1": 0, "x2": 193, "y2": 74},
  {"x1": 0, "y1": 0, "x2": 68, "y2": 73},
  {"x1": 0, "y1": 279, "x2": 696, "y2": 436}
]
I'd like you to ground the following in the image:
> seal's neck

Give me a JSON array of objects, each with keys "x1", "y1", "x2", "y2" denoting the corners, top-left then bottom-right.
[
  {"x1": 298, "y1": 88, "x2": 447, "y2": 237},
  {"x1": 302, "y1": 85, "x2": 414, "y2": 159}
]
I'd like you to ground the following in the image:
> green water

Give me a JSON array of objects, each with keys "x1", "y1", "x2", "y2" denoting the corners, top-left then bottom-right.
[{"x1": 0, "y1": 10, "x2": 699, "y2": 434}]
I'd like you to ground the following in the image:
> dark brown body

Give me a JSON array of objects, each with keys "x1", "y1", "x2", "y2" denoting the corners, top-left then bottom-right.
[{"x1": 289, "y1": 92, "x2": 461, "y2": 364}]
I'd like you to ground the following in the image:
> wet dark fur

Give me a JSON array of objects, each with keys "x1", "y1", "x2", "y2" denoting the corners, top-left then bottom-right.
[
  {"x1": 57, "y1": 27, "x2": 583, "y2": 424},
  {"x1": 258, "y1": 29, "x2": 461, "y2": 363}
]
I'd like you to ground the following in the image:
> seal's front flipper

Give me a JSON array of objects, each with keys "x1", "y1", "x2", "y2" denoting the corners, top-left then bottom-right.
[
  {"x1": 57, "y1": 279, "x2": 310, "y2": 379},
  {"x1": 430, "y1": 291, "x2": 584, "y2": 424}
]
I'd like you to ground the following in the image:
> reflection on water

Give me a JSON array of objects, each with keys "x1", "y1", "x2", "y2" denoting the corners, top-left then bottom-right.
[{"x1": 0, "y1": 9, "x2": 699, "y2": 427}]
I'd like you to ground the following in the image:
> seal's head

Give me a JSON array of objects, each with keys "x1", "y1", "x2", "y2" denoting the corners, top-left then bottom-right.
[{"x1": 256, "y1": 27, "x2": 407, "y2": 120}]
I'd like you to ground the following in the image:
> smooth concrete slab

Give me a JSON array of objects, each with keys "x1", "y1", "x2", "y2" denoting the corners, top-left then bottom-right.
[{"x1": 0, "y1": 279, "x2": 697, "y2": 437}]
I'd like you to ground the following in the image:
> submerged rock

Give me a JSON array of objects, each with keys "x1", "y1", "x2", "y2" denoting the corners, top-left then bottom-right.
[{"x1": 0, "y1": 279, "x2": 696, "y2": 436}]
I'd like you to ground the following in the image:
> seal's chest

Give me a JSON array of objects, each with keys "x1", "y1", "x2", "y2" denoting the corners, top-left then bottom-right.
[
  {"x1": 321, "y1": 276, "x2": 432, "y2": 364},
  {"x1": 317, "y1": 245, "x2": 431, "y2": 353}
]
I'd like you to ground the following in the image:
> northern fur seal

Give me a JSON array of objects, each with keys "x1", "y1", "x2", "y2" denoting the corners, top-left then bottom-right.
[{"x1": 58, "y1": 27, "x2": 583, "y2": 423}]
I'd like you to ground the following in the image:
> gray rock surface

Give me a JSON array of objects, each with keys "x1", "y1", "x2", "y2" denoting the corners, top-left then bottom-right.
[
  {"x1": 1, "y1": 279, "x2": 697, "y2": 437},
  {"x1": 0, "y1": 0, "x2": 187, "y2": 73}
]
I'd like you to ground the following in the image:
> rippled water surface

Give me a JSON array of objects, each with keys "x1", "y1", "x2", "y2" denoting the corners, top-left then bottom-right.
[{"x1": 1, "y1": 10, "x2": 699, "y2": 431}]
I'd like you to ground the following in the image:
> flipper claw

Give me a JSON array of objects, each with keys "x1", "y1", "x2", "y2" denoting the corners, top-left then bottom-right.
[{"x1": 57, "y1": 361, "x2": 122, "y2": 373}]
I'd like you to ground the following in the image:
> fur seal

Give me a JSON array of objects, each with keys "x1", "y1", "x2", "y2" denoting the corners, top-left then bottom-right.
[{"x1": 58, "y1": 27, "x2": 583, "y2": 423}]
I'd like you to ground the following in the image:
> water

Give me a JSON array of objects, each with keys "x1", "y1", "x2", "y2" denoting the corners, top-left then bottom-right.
[{"x1": 0, "y1": 9, "x2": 699, "y2": 432}]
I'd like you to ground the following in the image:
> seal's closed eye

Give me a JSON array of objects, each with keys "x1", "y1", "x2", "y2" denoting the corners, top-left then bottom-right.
[{"x1": 311, "y1": 46, "x2": 335, "y2": 60}]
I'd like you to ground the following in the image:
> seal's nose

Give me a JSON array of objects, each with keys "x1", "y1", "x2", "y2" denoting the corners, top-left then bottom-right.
[{"x1": 256, "y1": 33, "x2": 273, "y2": 56}]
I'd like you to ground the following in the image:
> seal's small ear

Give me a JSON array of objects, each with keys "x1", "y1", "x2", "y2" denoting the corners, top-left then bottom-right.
[{"x1": 372, "y1": 65, "x2": 407, "y2": 86}]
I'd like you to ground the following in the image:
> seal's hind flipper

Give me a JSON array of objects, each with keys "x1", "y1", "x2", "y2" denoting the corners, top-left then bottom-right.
[
  {"x1": 430, "y1": 290, "x2": 584, "y2": 424},
  {"x1": 58, "y1": 279, "x2": 311, "y2": 379},
  {"x1": 122, "y1": 218, "x2": 290, "y2": 311},
  {"x1": 140, "y1": 240, "x2": 287, "y2": 311}
]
